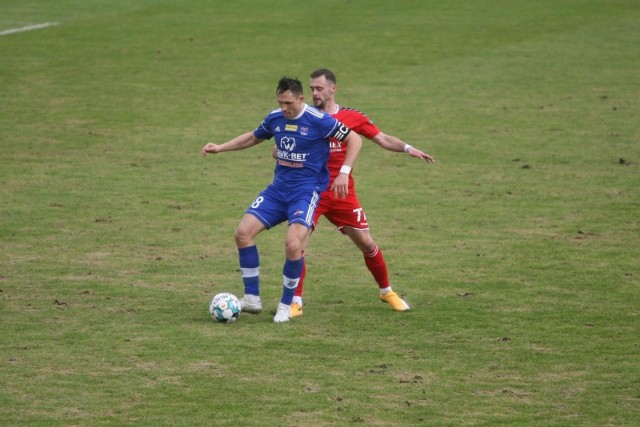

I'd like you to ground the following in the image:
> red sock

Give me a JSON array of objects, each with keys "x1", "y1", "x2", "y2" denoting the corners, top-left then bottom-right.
[
  {"x1": 364, "y1": 246, "x2": 390, "y2": 289},
  {"x1": 294, "y1": 251, "x2": 305, "y2": 297}
]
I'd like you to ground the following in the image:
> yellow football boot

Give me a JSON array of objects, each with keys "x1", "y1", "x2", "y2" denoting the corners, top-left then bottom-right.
[
  {"x1": 380, "y1": 290, "x2": 410, "y2": 311},
  {"x1": 289, "y1": 302, "x2": 303, "y2": 318}
]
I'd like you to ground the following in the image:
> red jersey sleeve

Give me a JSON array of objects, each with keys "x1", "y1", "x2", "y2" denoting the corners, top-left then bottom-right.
[
  {"x1": 334, "y1": 107, "x2": 381, "y2": 139},
  {"x1": 324, "y1": 107, "x2": 382, "y2": 188}
]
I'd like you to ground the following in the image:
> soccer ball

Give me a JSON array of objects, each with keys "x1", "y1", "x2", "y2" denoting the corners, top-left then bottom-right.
[{"x1": 209, "y1": 292, "x2": 241, "y2": 323}]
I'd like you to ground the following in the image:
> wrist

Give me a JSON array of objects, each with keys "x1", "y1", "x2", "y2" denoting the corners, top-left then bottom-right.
[
  {"x1": 403, "y1": 144, "x2": 413, "y2": 153},
  {"x1": 339, "y1": 165, "x2": 352, "y2": 175}
]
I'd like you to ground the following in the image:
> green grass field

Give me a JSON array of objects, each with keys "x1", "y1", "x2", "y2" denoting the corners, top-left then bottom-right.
[{"x1": 1, "y1": 0, "x2": 639, "y2": 425}]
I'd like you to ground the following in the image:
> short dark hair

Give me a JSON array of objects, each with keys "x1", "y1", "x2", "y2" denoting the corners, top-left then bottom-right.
[
  {"x1": 310, "y1": 68, "x2": 336, "y2": 84},
  {"x1": 276, "y1": 77, "x2": 303, "y2": 96}
]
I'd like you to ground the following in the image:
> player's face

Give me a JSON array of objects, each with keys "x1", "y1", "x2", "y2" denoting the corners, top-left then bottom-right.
[
  {"x1": 277, "y1": 90, "x2": 305, "y2": 119},
  {"x1": 309, "y1": 76, "x2": 336, "y2": 111}
]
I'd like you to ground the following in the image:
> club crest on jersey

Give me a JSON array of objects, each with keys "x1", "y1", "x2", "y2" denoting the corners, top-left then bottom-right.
[
  {"x1": 300, "y1": 126, "x2": 309, "y2": 136},
  {"x1": 279, "y1": 136, "x2": 296, "y2": 151},
  {"x1": 285, "y1": 124, "x2": 298, "y2": 132}
]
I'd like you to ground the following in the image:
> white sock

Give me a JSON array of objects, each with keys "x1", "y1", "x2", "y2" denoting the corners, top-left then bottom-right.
[
  {"x1": 292, "y1": 296, "x2": 303, "y2": 306},
  {"x1": 379, "y1": 286, "x2": 392, "y2": 295}
]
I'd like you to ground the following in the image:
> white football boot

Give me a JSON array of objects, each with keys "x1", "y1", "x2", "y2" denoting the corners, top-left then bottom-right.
[
  {"x1": 273, "y1": 303, "x2": 291, "y2": 323},
  {"x1": 239, "y1": 296, "x2": 263, "y2": 314}
]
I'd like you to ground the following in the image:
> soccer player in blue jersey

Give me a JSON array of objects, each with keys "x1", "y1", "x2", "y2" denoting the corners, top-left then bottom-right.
[{"x1": 202, "y1": 77, "x2": 362, "y2": 323}]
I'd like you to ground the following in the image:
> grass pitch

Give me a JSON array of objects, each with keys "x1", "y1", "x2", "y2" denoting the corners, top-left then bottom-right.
[{"x1": 1, "y1": 0, "x2": 639, "y2": 425}]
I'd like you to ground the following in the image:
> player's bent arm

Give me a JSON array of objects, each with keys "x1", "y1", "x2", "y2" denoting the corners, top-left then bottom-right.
[
  {"x1": 202, "y1": 132, "x2": 264, "y2": 157},
  {"x1": 341, "y1": 131, "x2": 363, "y2": 170},
  {"x1": 331, "y1": 131, "x2": 362, "y2": 198},
  {"x1": 370, "y1": 132, "x2": 435, "y2": 163}
]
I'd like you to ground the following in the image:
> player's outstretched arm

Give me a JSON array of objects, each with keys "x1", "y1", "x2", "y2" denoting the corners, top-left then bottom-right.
[
  {"x1": 331, "y1": 131, "x2": 362, "y2": 199},
  {"x1": 202, "y1": 132, "x2": 264, "y2": 157},
  {"x1": 371, "y1": 132, "x2": 435, "y2": 163}
]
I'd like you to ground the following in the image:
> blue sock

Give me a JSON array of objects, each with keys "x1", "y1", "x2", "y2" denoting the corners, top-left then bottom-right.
[
  {"x1": 281, "y1": 258, "x2": 303, "y2": 305},
  {"x1": 238, "y1": 246, "x2": 260, "y2": 296}
]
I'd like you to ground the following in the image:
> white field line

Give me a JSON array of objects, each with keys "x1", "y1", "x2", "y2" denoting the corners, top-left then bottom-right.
[{"x1": 0, "y1": 22, "x2": 60, "y2": 36}]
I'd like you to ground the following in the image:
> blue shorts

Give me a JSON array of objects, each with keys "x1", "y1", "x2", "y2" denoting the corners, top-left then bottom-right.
[{"x1": 246, "y1": 184, "x2": 320, "y2": 230}]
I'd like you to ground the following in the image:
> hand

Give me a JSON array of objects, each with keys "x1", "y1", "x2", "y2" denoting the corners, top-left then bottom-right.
[
  {"x1": 408, "y1": 147, "x2": 435, "y2": 163},
  {"x1": 202, "y1": 142, "x2": 220, "y2": 157},
  {"x1": 331, "y1": 173, "x2": 349, "y2": 199}
]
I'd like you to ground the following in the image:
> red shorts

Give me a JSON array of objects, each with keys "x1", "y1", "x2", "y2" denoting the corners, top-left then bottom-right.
[{"x1": 313, "y1": 189, "x2": 369, "y2": 233}]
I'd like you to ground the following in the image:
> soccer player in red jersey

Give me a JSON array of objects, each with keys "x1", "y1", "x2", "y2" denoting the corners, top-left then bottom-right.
[{"x1": 290, "y1": 68, "x2": 435, "y2": 317}]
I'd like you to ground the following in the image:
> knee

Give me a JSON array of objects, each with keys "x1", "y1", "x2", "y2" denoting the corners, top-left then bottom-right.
[
  {"x1": 362, "y1": 240, "x2": 378, "y2": 254},
  {"x1": 354, "y1": 233, "x2": 377, "y2": 254},
  {"x1": 234, "y1": 225, "x2": 253, "y2": 247},
  {"x1": 284, "y1": 236, "x2": 303, "y2": 259}
]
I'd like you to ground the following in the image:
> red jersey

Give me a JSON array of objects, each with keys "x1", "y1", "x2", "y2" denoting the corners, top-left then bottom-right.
[{"x1": 328, "y1": 106, "x2": 381, "y2": 189}]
